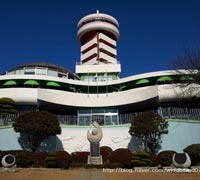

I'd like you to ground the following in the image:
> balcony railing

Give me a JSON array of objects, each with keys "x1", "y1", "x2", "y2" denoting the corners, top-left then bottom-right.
[{"x1": 1, "y1": 107, "x2": 200, "y2": 127}]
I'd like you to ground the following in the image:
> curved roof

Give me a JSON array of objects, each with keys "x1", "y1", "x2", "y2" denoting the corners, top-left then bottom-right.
[
  {"x1": 4, "y1": 62, "x2": 79, "y2": 79},
  {"x1": 77, "y1": 12, "x2": 119, "y2": 29}
]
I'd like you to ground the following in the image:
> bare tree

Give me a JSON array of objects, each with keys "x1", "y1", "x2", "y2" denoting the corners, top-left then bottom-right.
[
  {"x1": 174, "y1": 49, "x2": 200, "y2": 107},
  {"x1": 175, "y1": 49, "x2": 200, "y2": 83}
]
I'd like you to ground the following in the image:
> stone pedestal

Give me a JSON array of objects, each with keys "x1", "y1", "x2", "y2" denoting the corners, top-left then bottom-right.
[
  {"x1": 87, "y1": 156, "x2": 103, "y2": 165},
  {"x1": 87, "y1": 142, "x2": 103, "y2": 165},
  {"x1": 90, "y1": 142, "x2": 100, "y2": 156},
  {"x1": 1, "y1": 168, "x2": 16, "y2": 173}
]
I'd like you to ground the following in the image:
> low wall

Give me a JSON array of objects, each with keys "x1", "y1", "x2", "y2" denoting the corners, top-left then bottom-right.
[{"x1": 0, "y1": 121, "x2": 200, "y2": 153}]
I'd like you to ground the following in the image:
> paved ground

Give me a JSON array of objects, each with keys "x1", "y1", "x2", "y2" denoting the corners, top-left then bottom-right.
[
  {"x1": 72, "y1": 171, "x2": 105, "y2": 180},
  {"x1": 1, "y1": 168, "x2": 200, "y2": 180}
]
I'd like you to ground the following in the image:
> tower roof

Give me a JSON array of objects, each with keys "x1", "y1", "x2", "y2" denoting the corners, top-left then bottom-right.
[{"x1": 77, "y1": 11, "x2": 120, "y2": 44}]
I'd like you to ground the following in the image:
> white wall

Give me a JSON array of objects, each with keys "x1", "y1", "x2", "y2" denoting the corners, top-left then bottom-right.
[{"x1": 1, "y1": 121, "x2": 200, "y2": 153}]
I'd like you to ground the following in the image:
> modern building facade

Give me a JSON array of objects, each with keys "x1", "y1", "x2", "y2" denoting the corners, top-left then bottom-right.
[{"x1": 0, "y1": 11, "x2": 200, "y2": 153}]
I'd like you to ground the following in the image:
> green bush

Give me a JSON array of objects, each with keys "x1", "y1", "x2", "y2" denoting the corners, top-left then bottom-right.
[
  {"x1": 157, "y1": 150, "x2": 176, "y2": 166},
  {"x1": 0, "y1": 98, "x2": 16, "y2": 106},
  {"x1": 131, "y1": 150, "x2": 153, "y2": 167},
  {"x1": 2, "y1": 105, "x2": 13, "y2": 109},
  {"x1": 138, "y1": 161, "x2": 149, "y2": 166},
  {"x1": 184, "y1": 144, "x2": 200, "y2": 165},
  {"x1": 142, "y1": 158, "x2": 152, "y2": 164},
  {"x1": 131, "y1": 159, "x2": 140, "y2": 164},
  {"x1": 0, "y1": 97, "x2": 17, "y2": 114},
  {"x1": 134, "y1": 150, "x2": 151, "y2": 158},
  {"x1": 45, "y1": 152, "x2": 58, "y2": 168},
  {"x1": 132, "y1": 155, "x2": 140, "y2": 160},
  {"x1": 15, "y1": 153, "x2": 32, "y2": 168},
  {"x1": 0, "y1": 108, "x2": 17, "y2": 114},
  {"x1": 0, "y1": 150, "x2": 72, "y2": 168},
  {"x1": 9, "y1": 109, "x2": 17, "y2": 114}
]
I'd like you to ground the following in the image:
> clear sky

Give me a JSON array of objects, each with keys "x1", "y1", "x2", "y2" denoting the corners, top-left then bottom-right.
[{"x1": 0, "y1": 0, "x2": 200, "y2": 77}]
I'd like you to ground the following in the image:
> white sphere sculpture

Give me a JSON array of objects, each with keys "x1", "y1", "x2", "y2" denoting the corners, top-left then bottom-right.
[{"x1": 1, "y1": 154, "x2": 16, "y2": 168}]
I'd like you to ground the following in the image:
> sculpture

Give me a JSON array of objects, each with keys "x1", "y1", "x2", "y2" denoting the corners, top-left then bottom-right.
[
  {"x1": 87, "y1": 121, "x2": 103, "y2": 165},
  {"x1": 1, "y1": 154, "x2": 16, "y2": 172},
  {"x1": 172, "y1": 152, "x2": 191, "y2": 168},
  {"x1": 87, "y1": 121, "x2": 103, "y2": 143}
]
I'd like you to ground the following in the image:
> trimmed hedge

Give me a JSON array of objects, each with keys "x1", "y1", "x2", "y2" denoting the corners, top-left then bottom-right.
[
  {"x1": 0, "y1": 97, "x2": 16, "y2": 106},
  {"x1": 110, "y1": 148, "x2": 132, "y2": 168},
  {"x1": 56, "y1": 151, "x2": 71, "y2": 169},
  {"x1": 157, "y1": 150, "x2": 176, "y2": 166},
  {"x1": 131, "y1": 150, "x2": 153, "y2": 167},
  {"x1": 0, "y1": 150, "x2": 71, "y2": 168},
  {"x1": 184, "y1": 144, "x2": 200, "y2": 165},
  {"x1": 100, "y1": 146, "x2": 113, "y2": 163},
  {"x1": 15, "y1": 153, "x2": 33, "y2": 167},
  {"x1": 45, "y1": 152, "x2": 58, "y2": 168},
  {"x1": 71, "y1": 151, "x2": 89, "y2": 164}
]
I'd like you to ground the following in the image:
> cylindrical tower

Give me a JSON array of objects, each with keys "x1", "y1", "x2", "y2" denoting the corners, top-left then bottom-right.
[
  {"x1": 77, "y1": 10, "x2": 120, "y2": 45},
  {"x1": 76, "y1": 11, "x2": 121, "y2": 81}
]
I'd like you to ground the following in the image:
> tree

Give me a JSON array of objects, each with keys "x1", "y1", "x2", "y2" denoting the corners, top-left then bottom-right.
[
  {"x1": 13, "y1": 111, "x2": 61, "y2": 152},
  {"x1": 129, "y1": 111, "x2": 168, "y2": 154},
  {"x1": 0, "y1": 97, "x2": 17, "y2": 125},
  {"x1": 0, "y1": 97, "x2": 17, "y2": 114},
  {"x1": 175, "y1": 49, "x2": 200, "y2": 84},
  {"x1": 174, "y1": 49, "x2": 200, "y2": 107}
]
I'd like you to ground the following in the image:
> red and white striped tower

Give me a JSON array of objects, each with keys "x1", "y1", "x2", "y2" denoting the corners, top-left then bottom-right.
[{"x1": 76, "y1": 11, "x2": 121, "y2": 81}]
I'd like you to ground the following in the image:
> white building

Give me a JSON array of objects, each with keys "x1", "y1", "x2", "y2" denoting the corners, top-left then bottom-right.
[{"x1": 0, "y1": 11, "x2": 200, "y2": 153}]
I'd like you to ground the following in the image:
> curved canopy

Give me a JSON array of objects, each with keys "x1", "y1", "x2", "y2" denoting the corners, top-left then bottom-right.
[
  {"x1": 135, "y1": 79, "x2": 150, "y2": 85},
  {"x1": 180, "y1": 76, "x2": 194, "y2": 81},
  {"x1": 157, "y1": 76, "x2": 173, "y2": 82},
  {"x1": 3, "y1": 80, "x2": 17, "y2": 86},
  {"x1": 24, "y1": 80, "x2": 39, "y2": 86},
  {"x1": 46, "y1": 81, "x2": 61, "y2": 87}
]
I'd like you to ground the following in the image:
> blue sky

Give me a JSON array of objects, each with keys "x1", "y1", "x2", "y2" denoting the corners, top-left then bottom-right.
[{"x1": 0, "y1": 0, "x2": 200, "y2": 77}]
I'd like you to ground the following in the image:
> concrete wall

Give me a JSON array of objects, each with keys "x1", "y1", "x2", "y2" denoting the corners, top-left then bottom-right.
[{"x1": 0, "y1": 121, "x2": 200, "y2": 153}]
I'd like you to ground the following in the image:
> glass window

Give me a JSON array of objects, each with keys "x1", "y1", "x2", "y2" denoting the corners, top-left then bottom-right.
[
  {"x1": 48, "y1": 69, "x2": 58, "y2": 77},
  {"x1": 78, "y1": 108, "x2": 119, "y2": 126},
  {"x1": 15, "y1": 69, "x2": 24, "y2": 74},
  {"x1": 112, "y1": 115, "x2": 118, "y2": 125},
  {"x1": 7, "y1": 71, "x2": 15, "y2": 75},
  {"x1": 105, "y1": 116, "x2": 112, "y2": 125},
  {"x1": 92, "y1": 115, "x2": 104, "y2": 125},
  {"x1": 92, "y1": 109, "x2": 104, "y2": 114},
  {"x1": 79, "y1": 116, "x2": 85, "y2": 126},
  {"x1": 24, "y1": 68, "x2": 35, "y2": 75},
  {"x1": 36, "y1": 68, "x2": 47, "y2": 75},
  {"x1": 85, "y1": 116, "x2": 91, "y2": 125},
  {"x1": 79, "y1": 109, "x2": 91, "y2": 114},
  {"x1": 105, "y1": 109, "x2": 117, "y2": 113}
]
